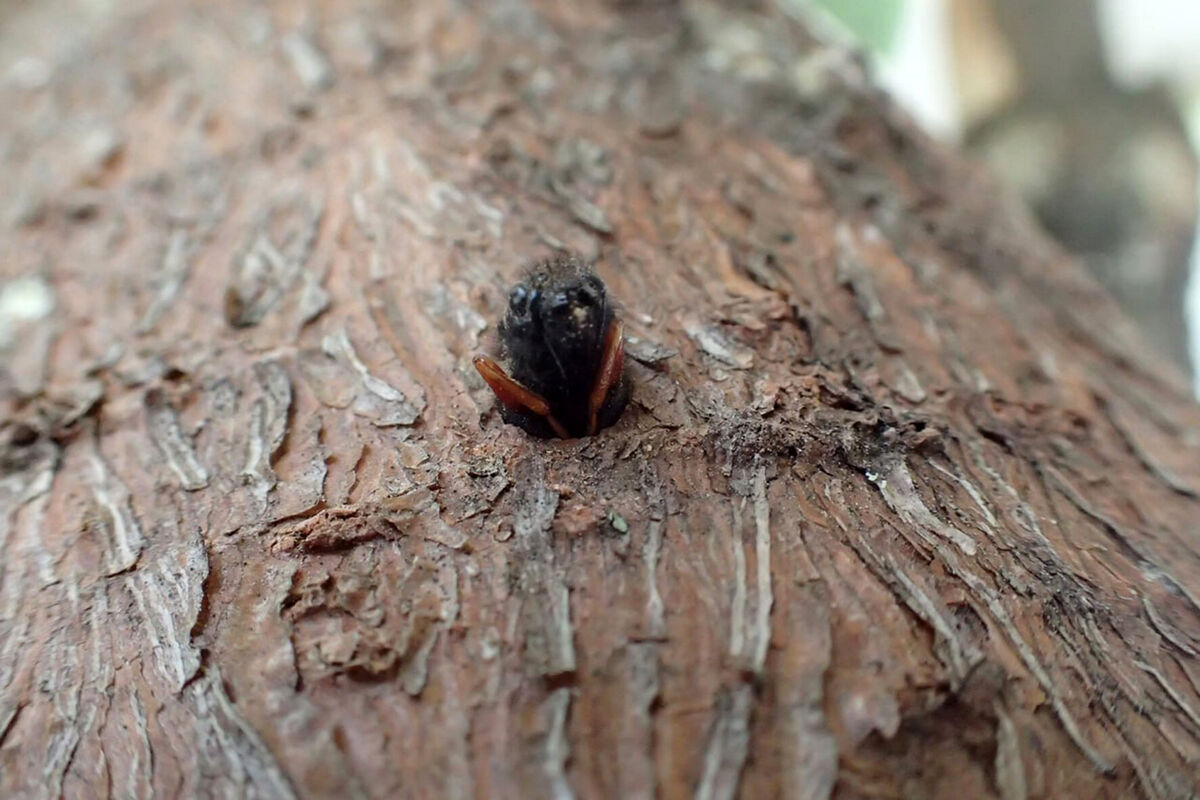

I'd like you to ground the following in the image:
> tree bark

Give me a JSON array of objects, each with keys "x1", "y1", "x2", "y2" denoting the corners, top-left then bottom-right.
[{"x1": 3, "y1": 1, "x2": 1200, "y2": 799}]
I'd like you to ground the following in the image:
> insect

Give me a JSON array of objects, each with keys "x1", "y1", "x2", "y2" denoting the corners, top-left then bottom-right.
[{"x1": 473, "y1": 254, "x2": 630, "y2": 439}]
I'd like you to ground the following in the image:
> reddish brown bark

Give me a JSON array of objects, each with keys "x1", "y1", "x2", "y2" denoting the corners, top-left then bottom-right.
[{"x1": 2, "y1": 1, "x2": 1200, "y2": 799}]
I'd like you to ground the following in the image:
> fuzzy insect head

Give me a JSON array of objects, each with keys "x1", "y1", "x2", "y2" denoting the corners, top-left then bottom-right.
[{"x1": 474, "y1": 255, "x2": 629, "y2": 438}]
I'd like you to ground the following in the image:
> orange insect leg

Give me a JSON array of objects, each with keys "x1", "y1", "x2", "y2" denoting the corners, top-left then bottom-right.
[
  {"x1": 587, "y1": 318, "x2": 625, "y2": 436},
  {"x1": 473, "y1": 355, "x2": 569, "y2": 439}
]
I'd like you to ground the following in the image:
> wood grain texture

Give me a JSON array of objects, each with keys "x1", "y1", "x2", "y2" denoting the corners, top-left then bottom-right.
[{"x1": 2, "y1": 1, "x2": 1200, "y2": 798}]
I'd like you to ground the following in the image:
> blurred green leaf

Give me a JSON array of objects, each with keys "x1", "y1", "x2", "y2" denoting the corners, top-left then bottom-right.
[{"x1": 807, "y1": 0, "x2": 904, "y2": 54}]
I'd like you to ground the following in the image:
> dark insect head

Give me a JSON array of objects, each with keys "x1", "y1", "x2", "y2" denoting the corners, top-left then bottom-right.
[
  {"x1": 474, "y1": 254, "x2": 631, "y2": 439},
  {"x1": 502, "y1": 267, "x2": 608, "y2": 362},
  {"x1": 537, "y1": 273, "x2": 606, "y2": 344},
  {"x1": 511, "y1": 270, "x2": 602, "y2": 314}
]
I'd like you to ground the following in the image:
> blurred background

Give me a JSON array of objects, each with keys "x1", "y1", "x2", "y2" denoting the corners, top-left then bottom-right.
[{"x1": 791, "y1": 0, "x2": 1200, "y2": 395}]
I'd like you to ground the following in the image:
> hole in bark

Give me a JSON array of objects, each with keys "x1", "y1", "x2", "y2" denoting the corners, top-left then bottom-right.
[
  {"x1": 8, "y1": 423, "x2": 38, "y2": 447},
  {"x1": 543, "y1": 670, "x2": 578, "y2": 691}
]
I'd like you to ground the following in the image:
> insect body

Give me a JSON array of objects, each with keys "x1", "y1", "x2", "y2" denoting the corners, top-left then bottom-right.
[{"x1": 474, "y1": 255, "x2": 629, "y2": 438}]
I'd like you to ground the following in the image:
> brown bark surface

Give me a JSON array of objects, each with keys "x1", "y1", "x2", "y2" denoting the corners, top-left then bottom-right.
[{"x1": 3, "y1": 1, "x2": 1200, "y2": 798}]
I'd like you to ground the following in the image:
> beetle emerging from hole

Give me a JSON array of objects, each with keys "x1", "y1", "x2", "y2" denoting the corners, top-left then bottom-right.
[{"x1": 473, "y1": 254, "x2": 630, "y2": 439}]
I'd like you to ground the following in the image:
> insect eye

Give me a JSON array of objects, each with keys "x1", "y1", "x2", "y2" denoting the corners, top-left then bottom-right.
[{"x1": 509, "y1": 286, "x2": 530, "y2": 315}]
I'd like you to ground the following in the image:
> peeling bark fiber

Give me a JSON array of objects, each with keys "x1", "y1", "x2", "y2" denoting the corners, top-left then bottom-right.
[{"x1": 3, "y1": 1, "x2": 1200, "y2": 799}]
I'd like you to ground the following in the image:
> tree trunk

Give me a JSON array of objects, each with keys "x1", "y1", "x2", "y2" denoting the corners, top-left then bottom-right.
[{"x1": 3, "y1": 1, "x2": 1200, "y2": 799}]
